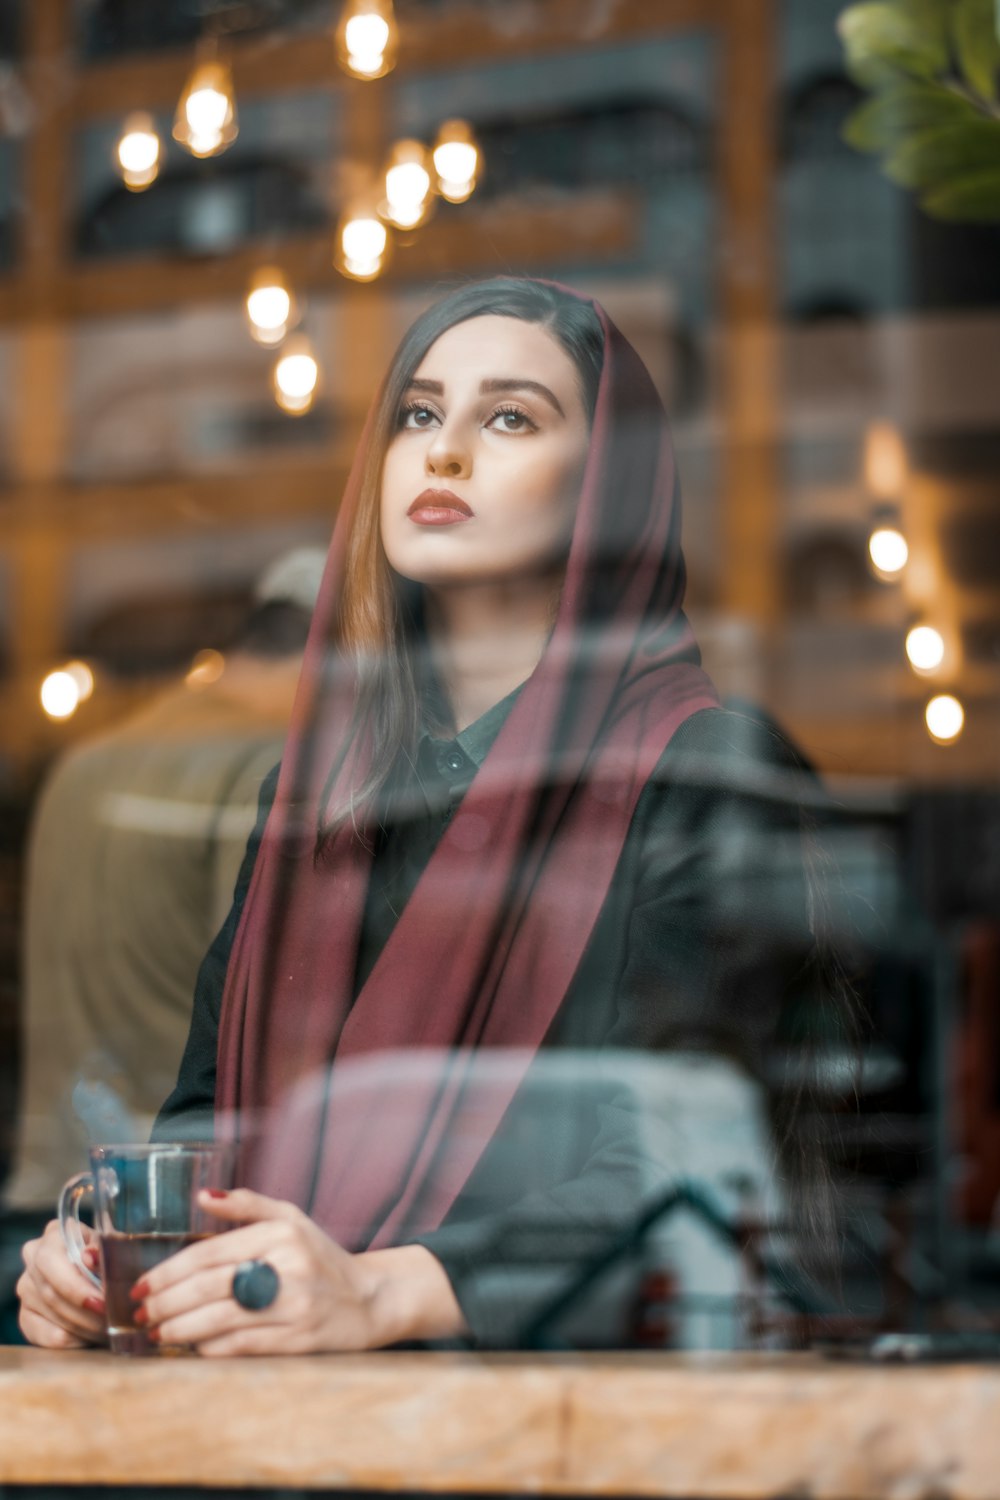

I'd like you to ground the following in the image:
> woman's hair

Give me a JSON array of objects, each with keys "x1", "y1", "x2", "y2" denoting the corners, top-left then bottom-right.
[{"x1": 327, "y1": 277, "x2": 605, "y2": 833}]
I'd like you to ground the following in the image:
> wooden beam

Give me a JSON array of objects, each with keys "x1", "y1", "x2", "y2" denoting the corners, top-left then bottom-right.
[
  {"x1": 19, "y1": 0, "x2": 73, "y2": 283},
  {"x1": 715, "y1": 0, "x2": 781, "y2": 632},
  {"x1": 70, "y1": 0, "x2": 719, "y2": 120},
  {"x1": 0, "y1": 192, "x2": 639, "y2": 324},
  {"x1": 0, "y1": 463, "x2": 345, "y2": 548}
]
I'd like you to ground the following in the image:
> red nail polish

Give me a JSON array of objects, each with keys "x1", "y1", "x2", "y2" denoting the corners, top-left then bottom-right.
[
  {"x1": 206, "y1": 1188, "x2": 228, "y2": 1199},
  {"x1": 147, "y1": 1327, "x2": 161, "y2": 1344},
  {"x1": 130, "y1": 1278, "x2": 150, "y2": 1302},
  {"x1": 133, "y1": 1304, "x2": 149, "y2": 1327},
  {"x1": 83, "y1": 1247, "x2": 100, "y2": 1267},
  {"x1": 83, "y1": 1296, "x2": 105, "y2": 1315}
]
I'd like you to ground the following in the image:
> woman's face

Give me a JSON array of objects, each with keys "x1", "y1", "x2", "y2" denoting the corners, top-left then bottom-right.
[{"x1": 379, "y1": 314, "x2": 591, "y2": 591}]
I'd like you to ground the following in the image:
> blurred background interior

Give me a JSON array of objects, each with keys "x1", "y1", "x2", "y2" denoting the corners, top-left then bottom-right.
[{"x1": 0, "y1": 0, "x2": 999, "y2": 1346}]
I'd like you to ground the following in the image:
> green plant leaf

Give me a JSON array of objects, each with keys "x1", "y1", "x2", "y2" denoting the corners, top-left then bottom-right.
[
  {"x1": 842, "y1": 79, "x2": 975, "y2": 151},
  {"x1": 952, "y1": 0, "x2": 1000, "y2": 103},
  {"x1": 920, "y1": 165, "x2": 1000, "y2": 217},
  {"x1": 838, "y1": 2, "x2": 951, "y2": 85},
  {"x1": 883, "y1": 116, "x2": 1000, "y2": 187}
]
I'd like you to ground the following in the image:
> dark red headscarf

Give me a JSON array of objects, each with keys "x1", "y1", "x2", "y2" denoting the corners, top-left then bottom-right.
[{"x1": 216, "y1": 282, "x2": 719, "y2": 1249}]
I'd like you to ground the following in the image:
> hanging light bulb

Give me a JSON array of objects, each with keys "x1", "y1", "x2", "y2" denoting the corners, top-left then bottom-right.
[
  {"x1": 336, "y1": 0, "x2": 398, "y2": 80},
  {"x1": 925, "y1": 693, "x2": 964, "y2": 745},
  {"x1": 246, "y1": 267, "x2": 296, "y2": 347},
  {"x1": 273, "y1": 334, "x2": 320, "y2": 415},
  {"x1": 864, "y1": 421, "x2": 907, "y2": 498},
  {"x1": 115, "y1": 112, "x2": 161, "y2": 191},
  {"x1": 334, "y1": 199, "x2": 390, "y2": 281},
  {"x1": 40, "y1": 669, "x2": 82, "y2": 721},
  {"x1": 173, "y1": 55, "x2": 238, "y2": 159},
  {"x1": 381, "y1": 139, "x2": 434, "y2": 230},
  {"x1": 64, "y1": 660, "x2": 95, "y2": 702},
  {"x1": 905, "y1": 624, "x2": 945, "y2": 674},
  {"x1": 867, "y1": 507, "x2": 908, "y2": 581},
  {"x1": 432, "y1": 119, "x2": 480, "y2": 203}
]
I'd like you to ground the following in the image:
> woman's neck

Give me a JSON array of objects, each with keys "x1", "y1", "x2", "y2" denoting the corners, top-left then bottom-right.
[{"x1": 425, "y1": 576, "x2": 559, "y2": 733}]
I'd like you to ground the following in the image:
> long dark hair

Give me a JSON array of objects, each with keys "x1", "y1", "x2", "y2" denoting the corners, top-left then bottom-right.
[{"x1": 328, "y1": 277, "x2": 605, "y2": 832}]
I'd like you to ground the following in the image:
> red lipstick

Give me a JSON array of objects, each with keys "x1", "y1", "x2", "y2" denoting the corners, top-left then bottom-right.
[{"x1": 406, "y1": 489, "x2": 473, "y2": 526}]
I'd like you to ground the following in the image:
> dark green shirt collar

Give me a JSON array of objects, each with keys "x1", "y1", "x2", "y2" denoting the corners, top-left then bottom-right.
[{"x1": 417, "y1": 681, "x2": 525, "y2": 790}]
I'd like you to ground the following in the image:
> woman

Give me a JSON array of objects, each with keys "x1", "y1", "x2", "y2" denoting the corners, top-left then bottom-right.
[{"x1": 18, "y1": 278, "x2": 827, "y2": 1353}]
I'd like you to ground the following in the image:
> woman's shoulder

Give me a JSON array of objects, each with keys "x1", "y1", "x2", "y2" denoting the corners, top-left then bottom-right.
[{"x1": 637, "y1": 705, "x2": 820, "y2": 831}]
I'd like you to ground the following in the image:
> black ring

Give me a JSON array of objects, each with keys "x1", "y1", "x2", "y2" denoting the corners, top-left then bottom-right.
[{"x1": 231, "y1": 1259, "x2": 280, "y2": 1311}]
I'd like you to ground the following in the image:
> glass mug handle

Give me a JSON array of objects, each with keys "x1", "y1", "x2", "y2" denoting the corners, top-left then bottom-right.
[{"x1": 57, "y1": 1172, "x2": 102, "y2": 1291}]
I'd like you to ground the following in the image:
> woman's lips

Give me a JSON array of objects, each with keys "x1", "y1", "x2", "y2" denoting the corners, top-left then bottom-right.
[{"x1": 406, "y1": 489, "x2": 473, "y2": 526}]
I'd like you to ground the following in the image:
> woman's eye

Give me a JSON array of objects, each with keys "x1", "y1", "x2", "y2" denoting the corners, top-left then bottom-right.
[
  {"x1": 400, "y1": 404, "x2": 439, "y2": 429},
  {"x1": 488, "y1": 406, "x2": 536, "y2": 434}
]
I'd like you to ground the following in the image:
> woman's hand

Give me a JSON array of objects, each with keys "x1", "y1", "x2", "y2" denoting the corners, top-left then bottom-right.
[
  {"x1": 17, "y1": 1219, "x2": 108, "y2": 1349},
  {"x1": 135, "y1": 1188, "x2": 466, "y2": 1356}
]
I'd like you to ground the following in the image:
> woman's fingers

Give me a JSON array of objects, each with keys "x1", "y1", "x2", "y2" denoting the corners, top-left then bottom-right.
[
  {"x1": 140, "y1": 1263, "x2": 245, "y2": 1328},
  {"x1": 137, "y1": 1217, "x2": 295, "y2": 1302},
  {"x1": 196, "y1": 1187, "x2": 303, "y2": 1225},
  {"x1": 17, "y1": 1305, "x2": 90, "y2": 1350},
  {"x1": 17, "y1": 1222, "x2": 107, "y2": 1344},
  {"x1": 153, "y1": 1293, "x2": 285, "y2": 1352}
]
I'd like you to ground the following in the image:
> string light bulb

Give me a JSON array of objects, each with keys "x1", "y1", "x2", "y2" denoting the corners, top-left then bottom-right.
[
  {"x1": 115, "y1": 112, "x2": 161, "y2": 191},
  {"x1": 246, "y1": 267, "x2": 296, "y2": 347},
  {"x1": 925, "y1": 693, "x2": 964, "y2": 745},
  {"x1": 173, "y1": 55, "x2": 238, "y2": 158},
  {"x1": 432, "y1": 119, "x2": 480, "y2": 203},
  {"x1": 40, "y1": 669, "x2": 82, "y2": 721},
  {"x1": 381, "y1": 139, "x2": 434, "y2": 229},
  {"x1": 336, "y1": 0, "x2": 398, "y2": 80},
  {"x1": 334, "y1": 200, "x2": 390, "y2": 281},
  {"x1": 273, "y1": 335, "x2": 320, "y2": 415},
  {"x1": 868, "y1": 517, "x2": 908, "y2": 580},
  {"x1": 905, "y1": 624, "x2": 945, "y2": 674},
  {"x1": 64, "y1": 661, "x2": 95, "y2": 702}
]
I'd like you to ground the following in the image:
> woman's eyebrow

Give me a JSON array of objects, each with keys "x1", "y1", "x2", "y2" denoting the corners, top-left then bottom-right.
[{"x1": 480, "y1": 378, "x2": 565, "y2": 417}]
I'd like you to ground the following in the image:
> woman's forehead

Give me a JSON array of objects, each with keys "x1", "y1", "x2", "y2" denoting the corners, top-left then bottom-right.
[{"x1": 412, "y1": 314, "x2": 577, "y2": 388}]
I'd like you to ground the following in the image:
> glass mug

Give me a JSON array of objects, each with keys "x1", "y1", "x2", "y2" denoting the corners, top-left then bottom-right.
[{"x1": 58, "y1": 1143, "x2": 235, "y2": 1355}]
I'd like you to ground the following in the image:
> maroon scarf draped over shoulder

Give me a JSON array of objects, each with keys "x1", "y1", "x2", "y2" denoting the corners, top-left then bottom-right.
[{"x1": 216, "y1": 286, "x2": 719, "y2": 1250}]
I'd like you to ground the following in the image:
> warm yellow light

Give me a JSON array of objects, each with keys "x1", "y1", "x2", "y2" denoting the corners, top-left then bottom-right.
[
  {"x1": 173, "y1": 58, "x2": 238, "y2": 158},
  {"x1": 905, "y1": 625, "x2": 945, "y2": 673},
  {"x1": 246, "y1": 267, "x2": 295, "y2": 346},
  {"x1": 336, "y1": 0, "x2": 397, "y2": 80},
  {"x1": 186, "y1": 648, "x2": 226, "y2": 689},
  {"x1": 335, "y1": 208, "x2": 389, "y2": 281},
  {"x1": 40, "y1": 670, "x2": 81, "y2": 721},
  {"x1": 116, "y1": 112, "x2": 161, "y2": 191},
  {"x1": 433, "y1": 120, "x2": 480, "y2": 203},
  {"x1": 65, "y1": 660, "x2": 95, "y2": 702},
  {"x1": 925, "y1": 693, "x2": 964, "y2": 744},
  {"x1": 864, "y1": 421, "x2": 907, "y2": 499},
  {"x1": 382, "y1": 139, "x2": 433, "y2": 229},
  {"x1": 273, "y1": 336, "x2": 320, "y2": 415},
  {"x1": 868, "y1": 526, "x2": 908, "y2": 578}
]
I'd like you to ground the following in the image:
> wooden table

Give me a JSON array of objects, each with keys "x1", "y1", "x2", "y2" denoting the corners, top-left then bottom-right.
[{"x1": 1, "y1": 1347, "x2": 998, "y2": 1497}]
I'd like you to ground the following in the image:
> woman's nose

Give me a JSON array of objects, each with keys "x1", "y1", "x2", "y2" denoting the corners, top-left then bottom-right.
[{"x1": 425, "y1": 427, "x2": 471, "y2": 479}]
